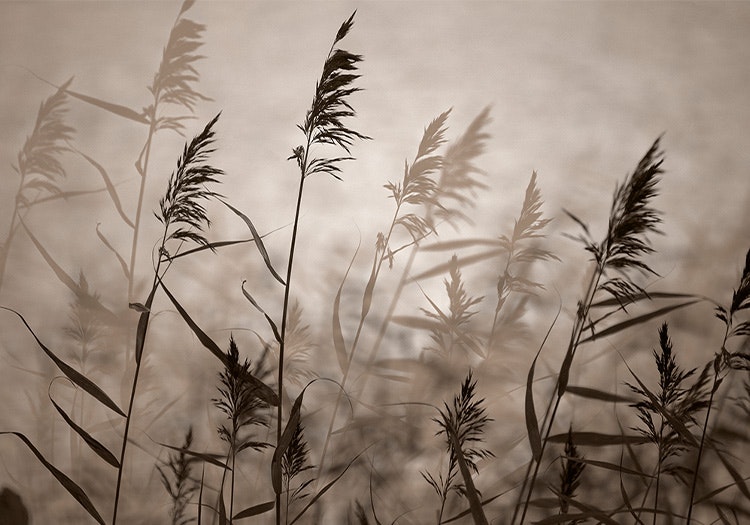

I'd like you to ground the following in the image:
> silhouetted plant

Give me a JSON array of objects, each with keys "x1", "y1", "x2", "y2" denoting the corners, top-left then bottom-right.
[{"x1": 157, "y1": 427, "x2": 199, "y2": 525}]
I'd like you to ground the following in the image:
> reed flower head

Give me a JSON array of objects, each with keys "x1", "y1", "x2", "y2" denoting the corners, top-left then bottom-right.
[
  {"x1": 295, "y1": 11, "x2": 369, "y2": 180},
  {"x1": 156, "y1": 113, "x2": 223, "y2": 251}
]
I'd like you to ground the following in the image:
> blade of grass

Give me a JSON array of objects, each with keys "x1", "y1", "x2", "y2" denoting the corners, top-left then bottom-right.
[
  {"x1": 289, "y1": 447, "x2": 368, "y2": 525},
  {"x1": 233, "y1": 501, "x2": 275, "y2": 520},
  {"x1": 221, "y1": 199, "x2": 285, "y2": 285},
  {"x1": 408, "y1": 248, "x2": 505, "y2": 282},
  {"x1": 74, "y1": 148, "x2": 134, "y2": 228},
  {"x1": 241, "y1": 280, "x2": 281, "y2": 344},
  {"x1": 159, "y1": 278, "x2": 278, "y2": 406},
  {"x1": 565, "y1": 386, "x2": 635, "y2": 403},
  {"x1": 580, "y1": 301, "x2": 699, "y2": 344},
  {"x1": 26, "y1": 69, "x2": 148, "y2": 124},
  {"x1": 0, "y1": 432, "x2": 106, "y2": 524},
  {"x1": 1, "y1": 306, "x2": 125, "y2": 417},
  {"x1": 96, "y1": 223, "x2": 131, "y2": 280},
  {"x1": 49, "y1": 387, "x2": 120, "y2": 468},
  {"x1": 525, "y1": 349, "x2": 542, "y2": 463},
  {"x1": 333, "y1": 243, "x2": 360, "y2": 375},
  {"x1": 547, "y1": 432, "x2": 649, "y2": 446},
  {"x1": 156, "y1": 441, "x2": 230, "y2": 470}
]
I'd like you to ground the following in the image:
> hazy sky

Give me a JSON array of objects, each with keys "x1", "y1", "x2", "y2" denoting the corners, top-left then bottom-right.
[
  {"x1": 2, "y1": 0, "x2": 750, "y2": 325},
  {"x1": 2, "y1": 3, "x2": 750, "y2": 521}
]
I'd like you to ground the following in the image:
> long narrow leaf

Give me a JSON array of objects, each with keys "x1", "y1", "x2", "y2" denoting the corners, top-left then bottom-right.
[
  {"x1": 134, "y1": 284, "x2": 157, "y2": 365},
  {"x1": 565, "y1": 385, "x2": 635, "y2": 403},
  {"x1": 547, "y1": 432, "x2": 649, "y2": 447},
  {"x1": 233, "y1": 501, "x2": 274, "y2": 520},
  {"x1": 0, "y1": 432, "x2": 105, "y2": 524},
  {"x1": 580, "y1": 300, "x2": 699, "y2": 344},
  {"x1": 391, "y1": 315, "x2": 442, "y2": 332},
  {"x1": 408, "y1": 248, "x2": 505, "y2": 282},
  {"x1": 157, "y1": 441, "x2": 229, "y2": 470},
  {"x1": 49, "y1": 391, "x2": 119, "y2": 468},
  {"x1": 241, "y1": 281, "x2": 281, "y2": 343},
  {"x1": 333, "y1": 243, "x2": 359, "y2": 375},
  {"x1": 222, "y1": 200, "x2": 285, "y2": 285},
  {"x1": 159, "y1": 279, "x2": 279, "y2": 406},
  {"x1": 96, "y1": 223, "x2": 130, "y2": 280},
  {"x1": 590, "y1": 291, "x2": 700, "y2": 309},
  {"x1": 75, "y1": 148, "x2": 134, "y2": 228},
  {"x1": 168, "y1": 224, "x2": 287, "y2": 260},
  {"x1": 525, "y1": 308, "x2": 559, "y2": 464},
  {"x1": 361, "y1": 268, "x2": 376, "y2": 320},
  {"x1": 1, "y1": 307, "x2": 125, "y2": 417},
  {"x1": 66, "y1": 86, "x2": 148, "y2": 124},
  {"x1": 420, "y1": 238, "x2": 506, "y2": 252},
  {"x1": 289, "y1": 447, "x2": 368, "y2": 525},
  {"x1": 525, "y1": 350, "x2": 542, "y2": 463},
  {"x1": 570, "y1": 456, "x2": 651, "y2": 478},
  {"x1": 22, "y1": 220, "x2": 78, "y2": 292}
]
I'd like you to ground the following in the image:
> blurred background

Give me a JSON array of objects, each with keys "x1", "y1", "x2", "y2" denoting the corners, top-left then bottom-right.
[{"x1": 1, "y1": 1, "x2": 750, "y2": 523}]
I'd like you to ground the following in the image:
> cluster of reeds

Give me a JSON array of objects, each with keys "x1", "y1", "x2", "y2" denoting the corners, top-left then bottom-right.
[{"x1": 2, "y1": 2, "x2": 750, "y2": 524}]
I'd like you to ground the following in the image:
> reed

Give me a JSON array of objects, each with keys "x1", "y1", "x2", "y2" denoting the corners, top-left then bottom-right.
[{"x1": 2, "y1": 4, "x2": 750, "y2": 525}]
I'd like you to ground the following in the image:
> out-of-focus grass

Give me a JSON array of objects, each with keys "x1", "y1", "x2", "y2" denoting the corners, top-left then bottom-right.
[{"x1": 1, "y1": 2, "x2": 750, "y2": 525}]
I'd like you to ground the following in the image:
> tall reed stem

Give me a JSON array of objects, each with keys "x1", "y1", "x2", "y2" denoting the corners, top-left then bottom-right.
[
  {"x1": 276, "y1": 141, "x2": 310, "y2": 525},
  {"x1": 127, "y1": 121, "x2": 157, "y2": 304},
  {"x1": 112, "y1": 264, "x2": 161, "y2": 524}
]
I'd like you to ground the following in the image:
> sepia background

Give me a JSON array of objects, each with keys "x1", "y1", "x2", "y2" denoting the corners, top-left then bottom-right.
[{"x1": 1, "y1": 1, "x2": 750, "y2": 523}]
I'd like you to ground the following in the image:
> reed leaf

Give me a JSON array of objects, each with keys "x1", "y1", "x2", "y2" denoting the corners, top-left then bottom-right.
[
  {"x1": 96, "y1": 223, "x2": 130, "y2": 280},
  {"x1": 159, "y1": 279, "x2": 279, "y2": 406},
  {"x1": 0, "y1": 306, "x2": 125, "y2": 417},
  {"x1": 0, "y1": 432, "x2": 105, "y2": 524},
  {"x1": 233, "y1": 501, "x2": 275, "y2": 520},
  {"x1": 223, "y1": 200, "x2": 285, "y2": 285},
  {"x1": 49, "y1": 386, "x2": 120, "y2": 469},
  {"x1": 333, "y1": 244, "x2": 359, "y2": 375}
]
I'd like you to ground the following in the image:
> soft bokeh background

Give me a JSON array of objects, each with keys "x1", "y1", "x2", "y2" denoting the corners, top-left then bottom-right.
[{"x1": 1, "y1": 1, "x2": 750, "y2": 523}]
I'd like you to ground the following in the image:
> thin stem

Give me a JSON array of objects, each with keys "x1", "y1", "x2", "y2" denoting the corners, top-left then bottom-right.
[
  {"x1": 686, "y1": 321, "x2": 730, "y2": 524},
  {"x1": 516, "y1": 265, "x2": 602, "y2": 525},
  {"x1": 113, "y1": 226, "x2": 169, "y2": 524},
  {"x1": 685, "y1": 370, "x2": 718, "y2": 524},
  {"x1": 230, "y1": 446, "x2": 236, "y2": 525},
  {"x1": 0, "y1": 208, "x2": 21, "y2": 297},
  {"x1": 276, "y1": 140, "x2": 309, "y2": 525},
  {"x1": 111, "y1": 314, "x2": 147, "y2": 524},
  {"x1": 127, "y1": 120, "x2": 157, "y2": 303},
  {"x1": 653, "y1": 442, "x2": 662, "y2": 525}
]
